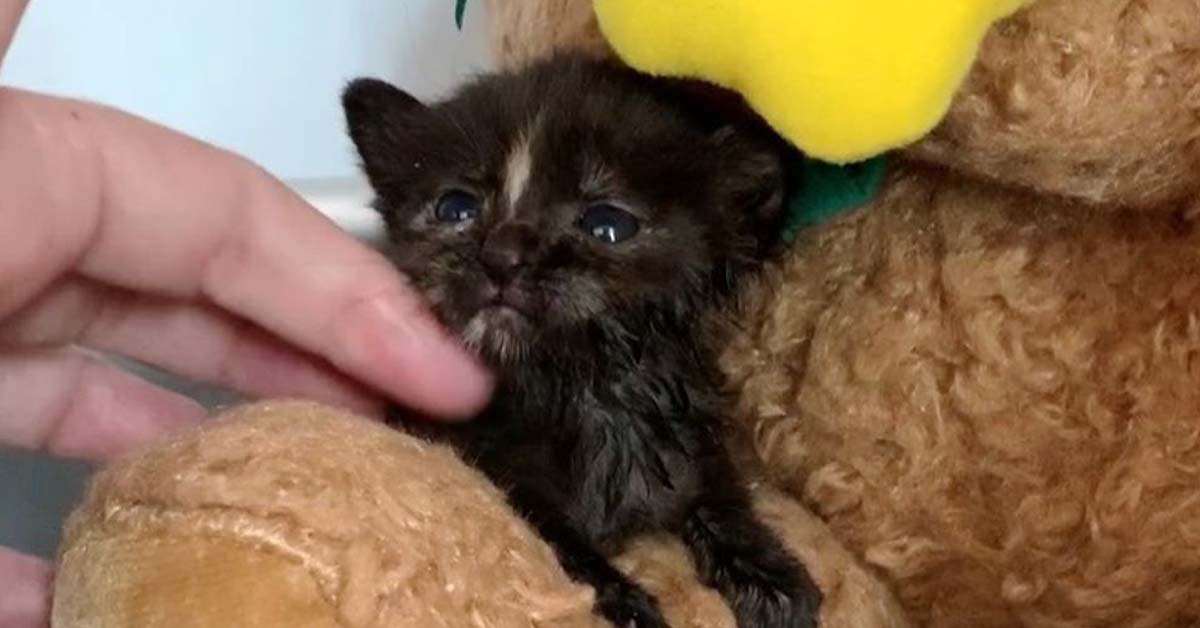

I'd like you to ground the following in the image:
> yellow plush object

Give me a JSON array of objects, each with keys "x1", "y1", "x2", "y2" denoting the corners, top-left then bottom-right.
[{"x1": 593, "y1": 0, "x2": 1030, "y2": 162}]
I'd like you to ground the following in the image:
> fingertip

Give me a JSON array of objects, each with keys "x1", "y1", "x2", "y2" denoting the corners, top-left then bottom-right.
[
  {"x1": 377, "y1": 330, "x2": 496, "y2": 420},
  {"x1": 336, "y1": 293, "x2": 495, "y2": 420},
  {"x1": 415, "y1": 339, "x2": 495, "y2": 419},
  {"x1": 381, "y1": 312, "x2": 496, "y2": 419}
]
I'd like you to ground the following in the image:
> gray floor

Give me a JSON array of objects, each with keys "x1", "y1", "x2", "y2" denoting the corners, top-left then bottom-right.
[
  {"x1": 0, "y1": 450, "x2": 92, "y2": 558},
  {"x1": 0, "y1": 358, "x2": 241, "y2": 558}
]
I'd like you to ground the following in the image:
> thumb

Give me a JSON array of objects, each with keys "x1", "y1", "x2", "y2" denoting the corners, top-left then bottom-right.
[{"x1": 0, "y1": 546, "x2": 53, "y2": 628}]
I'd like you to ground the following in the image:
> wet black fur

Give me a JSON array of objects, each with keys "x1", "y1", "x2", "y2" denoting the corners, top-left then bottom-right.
[{"x1": 343, "y1": 55, "x2": 821, "y2": 628}]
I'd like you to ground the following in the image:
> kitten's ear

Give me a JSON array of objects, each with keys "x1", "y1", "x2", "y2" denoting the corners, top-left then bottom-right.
[
  {"x1": 342, "y1": 78, "x2": 428, "y2": 173},
  {"x1": 710, "y1": 126, "x2": 786, "y2": 232}
]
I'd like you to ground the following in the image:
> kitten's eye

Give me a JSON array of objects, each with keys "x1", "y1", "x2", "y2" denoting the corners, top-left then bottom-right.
[
  {"x1": 579, "y1": 202, "x2": 639, "y2": 244},
  {"x1": 434, "y1": 190, "x2": 481, "y2": 223}
]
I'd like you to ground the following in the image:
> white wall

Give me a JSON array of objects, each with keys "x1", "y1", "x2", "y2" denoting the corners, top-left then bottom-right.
[{"x1": 0, "y1": 0, "x2": 494, "y2": 182}]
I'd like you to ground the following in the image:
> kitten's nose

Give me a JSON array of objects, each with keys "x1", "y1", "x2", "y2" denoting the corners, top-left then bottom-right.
[{"x1": 480, "y1": 222, "x2": 537, "y2": 283}]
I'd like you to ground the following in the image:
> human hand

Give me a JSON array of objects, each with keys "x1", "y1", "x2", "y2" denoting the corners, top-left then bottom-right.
[{"x1": 0, "y1": 2, "x2": 492, "y2": 624}]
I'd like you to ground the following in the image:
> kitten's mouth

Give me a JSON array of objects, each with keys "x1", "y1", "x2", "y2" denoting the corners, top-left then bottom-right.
[
  {"x1": 475, "y1": 297, "x2": 534, "y2": 336},
  {"x1": 478, "y1": 302, "x2": 527, "y2": 319},
  {"x1": 479, "y1": 282, "x2": 538, "y2": 319},
  {"x1": 452, "y1": 279, "x2": 542, "y2": 362},
  {"x1": 461, "y1": 304, "x2": 531, "y2": 362}
]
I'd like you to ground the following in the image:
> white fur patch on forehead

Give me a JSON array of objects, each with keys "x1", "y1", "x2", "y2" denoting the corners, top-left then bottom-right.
[{"x1": 502, "y1": 120, "x2": 539, "y2": 214}]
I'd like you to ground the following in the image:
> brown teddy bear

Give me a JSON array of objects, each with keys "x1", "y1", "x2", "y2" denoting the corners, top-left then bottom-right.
[
  {"x1": 484, "y1": 2, "x2": 1200, "y2": 624},
  {"x1": 53, "y1": 1, "x2": 1200, "y2": 627}
]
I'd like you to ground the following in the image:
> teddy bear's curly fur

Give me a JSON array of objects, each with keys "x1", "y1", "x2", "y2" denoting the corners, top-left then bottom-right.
[
  {"x1": 723, "y1": 163, "x2": 1200, "y2": 627},
  {"x1": 907, "y1": 0, "x2": 1200, "y2": 209}
]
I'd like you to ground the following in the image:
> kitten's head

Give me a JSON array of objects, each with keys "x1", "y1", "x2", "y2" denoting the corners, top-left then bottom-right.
[{"x1": 343, "y1": 56, "x2": 785, "y2": 366}]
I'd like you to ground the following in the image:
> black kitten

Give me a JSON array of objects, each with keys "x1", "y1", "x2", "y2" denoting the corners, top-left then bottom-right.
[{"x1": 343, "y1": 55, "x2": 821, "y2": 628}]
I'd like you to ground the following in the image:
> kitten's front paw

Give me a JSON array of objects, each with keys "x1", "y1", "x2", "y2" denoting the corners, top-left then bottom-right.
[
  {"x1": 732, "y1": 579, "x2": 821, "y2": 628},
  {"x1": 596, "y1": 582, "x2": 669, "y2": 628},
  {"x1": 734, "y1": 585, "x2": 820, "y2": 628}
]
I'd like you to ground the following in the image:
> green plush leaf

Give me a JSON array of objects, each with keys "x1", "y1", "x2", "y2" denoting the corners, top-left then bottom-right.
[
  {"x1": 455, "y1": 0, "x2": 467, "y2": 30},
  {"x1": 782, "y1": 155, "x2": 888, "y2": 241}
]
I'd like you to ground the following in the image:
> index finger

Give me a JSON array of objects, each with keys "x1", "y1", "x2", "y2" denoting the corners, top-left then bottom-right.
[
  {"x1": 0, "y1": 0, "x2": 26, "y2": 69},
  {"x1": 0, "y1": 87, "x2": 492, "y2": 418}
]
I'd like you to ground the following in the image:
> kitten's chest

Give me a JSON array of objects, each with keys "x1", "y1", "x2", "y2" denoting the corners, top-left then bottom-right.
[
  {"x1": 565, "y1": 399, "x2": 707, "y2": 547},
  {"x1": 472, "y1": 370, "x2": 715, "y2": 548}
]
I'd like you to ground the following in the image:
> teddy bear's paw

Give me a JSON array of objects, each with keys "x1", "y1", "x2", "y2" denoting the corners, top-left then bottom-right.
[{"x1": 595, "y1": 580, "x2": 669, "y2": 628}]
